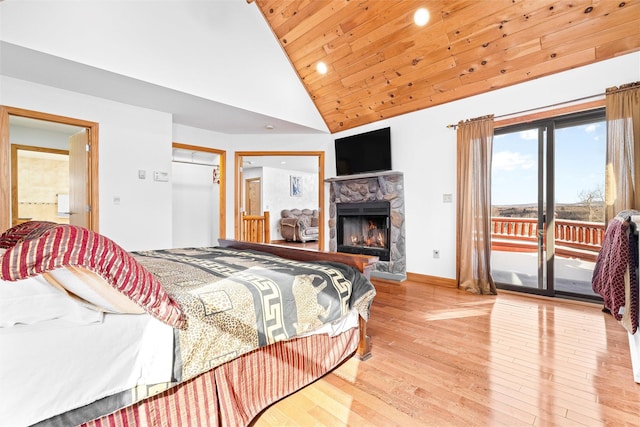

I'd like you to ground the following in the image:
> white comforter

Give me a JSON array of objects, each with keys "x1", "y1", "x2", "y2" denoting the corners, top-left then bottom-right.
[{"x1": 0, "y1": 300, "x2": 173, "y2": 427}]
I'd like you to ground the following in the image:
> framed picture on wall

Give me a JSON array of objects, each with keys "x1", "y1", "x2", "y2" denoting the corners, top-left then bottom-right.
[{"x1": 290, "y1": 175, "x2": 302, "y2": 197}]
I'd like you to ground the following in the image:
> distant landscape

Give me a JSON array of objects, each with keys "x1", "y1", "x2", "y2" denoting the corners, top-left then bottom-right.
[{"x1": 492, "y1": 202, "x2": 605, "y2": 223}]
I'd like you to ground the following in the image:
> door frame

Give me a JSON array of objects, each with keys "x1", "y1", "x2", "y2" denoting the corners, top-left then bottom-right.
[
  {"x1": 0, "y1": 106, "x2": 99, "y2": 233},
  {"x1": 172, "y1": 143, "x2": 227, "y2": 240},
  {"x1": 234, "y1": 151, "x2": 325, "y2": 249}
]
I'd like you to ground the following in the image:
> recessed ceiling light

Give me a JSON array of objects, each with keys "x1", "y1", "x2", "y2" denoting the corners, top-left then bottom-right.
[
  {"x1": 316, "y1": 61, "x2": 328, "y2": 74},
  {"x1": 265, "y1": 124, "x2": 274, "y2": 130},
  {"x1": 414, "y1": 8, "x2": 430, "y2": 26}
]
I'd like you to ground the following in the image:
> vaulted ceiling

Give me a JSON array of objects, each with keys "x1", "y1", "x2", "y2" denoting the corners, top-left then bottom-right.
[{"x1": 252, "y1": 0, "x2": 640, "y2": 133}]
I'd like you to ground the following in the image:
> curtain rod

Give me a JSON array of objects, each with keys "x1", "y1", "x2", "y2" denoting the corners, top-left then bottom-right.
[
  {"x1": 606, "y1": 81, "x2": 640, "y2": 94},
  {"x1": 446, "y1": 92, "x2": 604, "y2": 129}
]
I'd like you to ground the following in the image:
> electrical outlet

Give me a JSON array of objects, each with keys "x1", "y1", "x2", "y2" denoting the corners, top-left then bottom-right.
[{"x1": 433, "y1": 249, "x2": 440, "y2": 259}]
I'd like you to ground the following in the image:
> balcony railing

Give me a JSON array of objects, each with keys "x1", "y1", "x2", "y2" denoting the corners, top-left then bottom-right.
[{"x1": 491, "y1": 217, "x2": 605, "y2": 262}]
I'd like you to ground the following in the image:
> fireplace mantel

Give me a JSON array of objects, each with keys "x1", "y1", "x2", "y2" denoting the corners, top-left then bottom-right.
[{"x1": 325, "y1": 170, "x2": 403, "y2": 183}]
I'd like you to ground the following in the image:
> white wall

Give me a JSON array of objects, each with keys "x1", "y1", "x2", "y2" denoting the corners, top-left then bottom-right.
[
  {"x1": 0, "y1": 0, "x2": 326, "y2": 132},
  {"x1": 1, "y1": 76, "x2": 174, "y2": 251},
  {"x1": 2, "y1": 52, "x2": 639, "y2": 279},
  {"x1": 9, "y1": 125, "x2": 72, "y2": 150},
  {"x1": 331, "y1": 52, "x2": 640, "y2": 280}
]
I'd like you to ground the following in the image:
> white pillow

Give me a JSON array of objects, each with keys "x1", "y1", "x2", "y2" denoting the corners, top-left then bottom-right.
[
  {"x1": 0, "y1": 275, "x2": 103, "y2": 327},
  {"x1": 43, "y1": 267, "x2": 145, "y2": 314}
]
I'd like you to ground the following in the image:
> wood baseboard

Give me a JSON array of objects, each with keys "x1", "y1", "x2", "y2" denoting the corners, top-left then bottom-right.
[
  {"x1": 405, "y1": 272, "x2": 457, "y2": 288},
  {"x1": 371, "y1": 272, "x2": 457, "y2": 288}
]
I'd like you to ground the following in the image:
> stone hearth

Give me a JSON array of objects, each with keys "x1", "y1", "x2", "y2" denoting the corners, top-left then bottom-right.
[{"x1": 327, "y1": 171, "x2": 406, "y2": 281}]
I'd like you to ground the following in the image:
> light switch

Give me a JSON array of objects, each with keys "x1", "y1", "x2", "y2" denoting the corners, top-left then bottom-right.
[
  {"x1": 138, "y1": 170, "x2": 146, "y2": 179},
  {"x1": 154, "y1": 171, "x2": 169, "y2": 182}
]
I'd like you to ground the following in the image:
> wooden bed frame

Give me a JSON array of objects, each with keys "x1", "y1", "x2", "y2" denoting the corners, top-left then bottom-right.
[
  {"x1": 73, "y1": 239, "x2": 379, "y2": 426},
  {"x1": 218, "y1": 239, "x2": 378, "y2": 360}
]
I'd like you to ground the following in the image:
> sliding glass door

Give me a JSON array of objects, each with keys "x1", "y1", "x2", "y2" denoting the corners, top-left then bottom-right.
[{"x1": 491, "y1": 110, "x2": 605, "y2": 299}]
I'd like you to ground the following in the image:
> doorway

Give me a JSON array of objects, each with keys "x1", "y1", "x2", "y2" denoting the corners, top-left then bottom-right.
[
  {"x1": 235, "y1": 151, "x2": 324, "y2": 249},
  {"x1": 11, "y1": 144, "x2": 70, "y2": 226},
  {"x1": 491, "y1": 109, "x2": 606, "y2": 299},
  {"x1": 0, "y1": 107, "x2": 99, "y2": 232},
  {"x1": 172, "y1": 143, "x2": 226, "y2": 247}
]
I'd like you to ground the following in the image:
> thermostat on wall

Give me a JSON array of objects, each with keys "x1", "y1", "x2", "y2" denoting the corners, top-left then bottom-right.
[{"x1": 154, "y1": 171, "x2": 169, "y2": 182}]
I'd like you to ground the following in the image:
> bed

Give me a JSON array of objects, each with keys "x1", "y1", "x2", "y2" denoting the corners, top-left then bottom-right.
[{"x1": 0, "y1": 221, "x2": 377, "y2": 426}]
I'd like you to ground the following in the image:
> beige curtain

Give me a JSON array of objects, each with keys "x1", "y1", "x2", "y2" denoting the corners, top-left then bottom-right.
[
  {"x1": 605, "y1": 82, "x2": 640, "y2": 223},
  {"x1": 456, "y1": 115, "x2": 497, "y2": 295}
]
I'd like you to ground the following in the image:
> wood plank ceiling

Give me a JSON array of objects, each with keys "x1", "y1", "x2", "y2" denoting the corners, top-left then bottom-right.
[{"x1": 251, "y1": 0, "x2": 640, "y2": 133}]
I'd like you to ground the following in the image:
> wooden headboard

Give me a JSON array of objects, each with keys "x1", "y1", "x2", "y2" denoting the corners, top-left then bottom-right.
[{"x1": 217, "y1": 239, "x2": 378, "y2": 279}]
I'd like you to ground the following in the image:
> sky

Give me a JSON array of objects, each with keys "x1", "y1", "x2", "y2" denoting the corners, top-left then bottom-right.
[{"x1": 492, "y1": 121, "x2": 605, "y2": 206}]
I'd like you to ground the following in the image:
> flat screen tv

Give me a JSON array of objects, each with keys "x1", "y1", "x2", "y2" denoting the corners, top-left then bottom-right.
[{"x1": 334, "y1": 127, "x2": 391, "y2": 176}]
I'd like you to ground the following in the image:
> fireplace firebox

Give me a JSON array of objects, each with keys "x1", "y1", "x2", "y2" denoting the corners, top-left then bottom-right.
[{"x1": 336, "y1": 202, "x2": 390, "y2": 261}]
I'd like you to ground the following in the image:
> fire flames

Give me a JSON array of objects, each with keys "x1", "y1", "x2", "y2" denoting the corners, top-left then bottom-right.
[{"x1": 350, "y1": 220, "x2": 386, "y2": 248}]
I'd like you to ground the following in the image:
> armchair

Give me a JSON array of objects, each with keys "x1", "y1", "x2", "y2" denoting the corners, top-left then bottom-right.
[{"x1": 280, "y1": 209, "x2": 319, "y2": 242}]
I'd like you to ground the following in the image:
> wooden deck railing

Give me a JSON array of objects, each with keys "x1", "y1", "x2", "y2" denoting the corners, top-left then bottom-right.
[{"x1": 491, "y1": 217, "x2": 605, "y2": 261}]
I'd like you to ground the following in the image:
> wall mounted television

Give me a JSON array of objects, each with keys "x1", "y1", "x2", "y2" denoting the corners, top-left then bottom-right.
[{"x1": 334, "y1": 127, "x2": 391, "y2": 176}]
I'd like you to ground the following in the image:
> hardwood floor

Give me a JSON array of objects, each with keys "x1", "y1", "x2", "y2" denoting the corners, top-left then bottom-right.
[{"x1": 253, "y1": 278, "x2": 640, "y2": 426}]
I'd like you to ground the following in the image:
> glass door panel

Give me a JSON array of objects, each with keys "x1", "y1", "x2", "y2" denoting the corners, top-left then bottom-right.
[
  {"x1": 491, "y1": 127, "x2": 547, "y2": 292},
  {"x1": 553, "y1": 117, "x2": 605, "y2": 298}
]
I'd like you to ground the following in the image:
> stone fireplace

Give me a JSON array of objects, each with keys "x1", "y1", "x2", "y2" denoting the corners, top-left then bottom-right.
[{"x1": 327, "y1": 171, "x2": 406, "y2": 281}]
